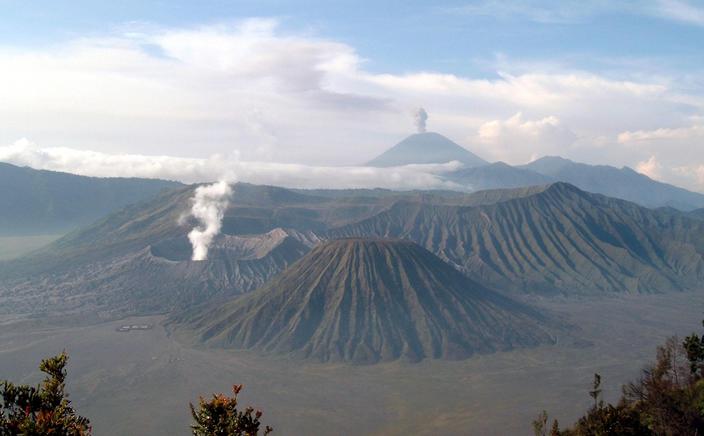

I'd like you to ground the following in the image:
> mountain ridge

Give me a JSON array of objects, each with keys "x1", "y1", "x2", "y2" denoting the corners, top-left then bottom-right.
[
  {"x1": 329, "y1": 182, "x2": 704, "y2": 295},
  {"x1": 168, "y1": 238, "x2": 561, "y2": 363},
  {"x1": 4, "y1": 181, "x2": 704, "y2": 318},
  {"x1": 522, "y1": 156, "x2": 704, "y2": 210},
  {"x1": 445, "y1": 161, "x2": 554, "y2": 191},
  {"x1": 0, "y1": 162, "x2": 182, "y2": 235}
]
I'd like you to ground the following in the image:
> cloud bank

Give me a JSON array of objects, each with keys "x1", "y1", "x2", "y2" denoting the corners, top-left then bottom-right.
[
  {"x1": 477, "y1": 112, "x2": 577, "y2": 163},
  {"x1": 0, "y1": 18, "x2": 702, "y2": 191},
  {"x1": 0, "y1": 138, "x2": 463, "y2": 190}
]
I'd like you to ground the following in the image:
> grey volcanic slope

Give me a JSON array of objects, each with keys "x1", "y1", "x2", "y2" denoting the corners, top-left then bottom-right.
[
  {"x1": 0, "y1": 182, "x2": 540, "y2": 281},
  {"x1": 0, "y1": 162, "x2": 181, "y2": 235},
  {"x1": 5, "y1": 181, "x2": 704, "y2": 317},
  {"x1": 366, "y1": 132, "x2": 487, "y2": 167},
  {"x1": 169, "y1": 238, "x2": 558, "y2": 363},
  {"x1": 0, "y1": 184, "x2": 493, "y2": 316},
  {"x1": 689, "y1": 208, "x2": 704, "y2": 220},
  {"x1": 522, "y1": 156, "x2": 704, "y2": 211},
  {"x1": 445, "y1": 161, "x2": 554, "y2": 191},
  {"x1": 330, "y1": 183, "x2": 704, "y2": 295},
  {"x1": 1, "y1": 228, "x2": 318, "y2": 317}
]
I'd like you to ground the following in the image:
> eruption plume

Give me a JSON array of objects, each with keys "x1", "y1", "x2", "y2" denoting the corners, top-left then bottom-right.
[
  {"x1": 187, "y1": 180, "x2": 232, "y2": 261},
  {"x1": 414, "y1": 107, "x2": 428, "y2": 133}
]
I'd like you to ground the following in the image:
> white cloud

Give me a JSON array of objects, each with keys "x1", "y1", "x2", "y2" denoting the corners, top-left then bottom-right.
[
  {"x1": 0, "y1": 19, "x2": 395, "y2": 164},
  {"x1": 636, "y1": 155, "x2": 663, "y2": 180},
  {"x1": 618, "y1": 124, "x2": 704, "y2": 143},
  {"x1": 616, "y1": 119, "x2": 704, "y2": 191},
  {"x1": 655, "y1": 0, "x2": 704, "y2": 26},
  {"x1": 0, "y1": 18, "x2": 702, "y2": 192},
  {"x1": 476, "y1": 112, "x2": 577, "y2": 163},
  {"x1": 0, "y1": 138, "x2": 464, "y2": 191},
  {"x1": 673, "y1": 165, "x2": 704, "y2": 190}
]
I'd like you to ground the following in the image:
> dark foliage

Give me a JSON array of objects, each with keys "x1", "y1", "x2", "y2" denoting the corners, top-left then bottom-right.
[
  {"x1": 2, "y1": 353, "x2": 275, "y2": 436},
  {"x1": 683, "y1": 320, "x2": 704, "y2": 376},
  {"x1": 190, "y1": 384, "x2": 272, "y2": 436},
  {"x1": 0, "y1": 352, "x2": 91, "y2": 435},
  {"x1": 537, "y1": 321, "x2": 704, "y2": 435}
]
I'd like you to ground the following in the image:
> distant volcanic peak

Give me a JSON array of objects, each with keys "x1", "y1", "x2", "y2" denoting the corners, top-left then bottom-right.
[
  {"x1": 366, "y1": 132, "x2": 487, "y2": 168},
  {"x1": 173, "y1": 237, "x2": 558, "y2": 363}
]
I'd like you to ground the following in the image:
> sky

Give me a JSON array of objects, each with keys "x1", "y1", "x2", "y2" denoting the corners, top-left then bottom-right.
[{"x1": 0, "y1": 0, "x2": 703, "y2": 191}]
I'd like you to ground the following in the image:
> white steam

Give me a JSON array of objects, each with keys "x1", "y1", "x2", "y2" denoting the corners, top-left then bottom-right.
[
  {"x1": 414, "y1": 107, "x2": 428, "y2": 133},
  {"x1": 187, "y1": 180, "x2": 232, "y2": 261}
]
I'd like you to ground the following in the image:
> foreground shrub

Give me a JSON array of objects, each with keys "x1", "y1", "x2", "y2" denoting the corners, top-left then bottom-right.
[
  {"x1": 0, "y1": 352, "x2": 91, "y2": 435},
  {"x1": 536, "y1": 322, "x2": 704, "y2": 435},
  {"x1": 1, "y1": 351, "x2": 274, "y2": 436},
  {"x1": 190, "y1": 384, "x2": 273, "y2": 436}
]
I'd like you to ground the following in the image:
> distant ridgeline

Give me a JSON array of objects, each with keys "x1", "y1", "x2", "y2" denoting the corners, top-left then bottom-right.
[
  {"x1": 1, "y1": 181, "x2": 704, "y2": 322},
  {"x1": 0, "y1": 162, "x2": 182, "y2": 236},
  {"x1": 366, "y1": 132, "x2": 704, "y2": 210},
  {"x1": 3, "y1": 133, "x2": 704, "y2": 364}
]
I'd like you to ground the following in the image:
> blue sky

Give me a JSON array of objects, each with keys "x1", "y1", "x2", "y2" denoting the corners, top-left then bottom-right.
[
  {"x1": 0, "y1": 0, "x2": 703, "y2": 190},
  {"x1": 2, "y1": 0, "x2": 703, "y2": 76}
]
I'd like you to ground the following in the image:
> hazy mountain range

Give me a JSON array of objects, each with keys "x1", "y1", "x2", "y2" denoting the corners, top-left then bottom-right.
[
  {"x1": 3, "y1": 181, "x2": 704, "y2": 322},
  {"x1": 3, "y1": 132, "x2": 704, "y2": 363},
  {"x1": 368, "y1": 132, "x2": 704, "y2": 210},
  {"x1": 0, "y1": 162, "x2": 182, "y2": 236},
  {"x1": 369, "y1": 132, "x2": 704, "y2": 210},
  {"x1": 2, "y1": 132, "x2": 704, "y2": 240},
  {"x1": 519, "y1": 156, "x2": 704, "y2": 211}
]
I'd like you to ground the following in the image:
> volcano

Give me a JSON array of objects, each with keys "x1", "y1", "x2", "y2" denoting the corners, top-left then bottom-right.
[
  {"x1": 170, "y1": 238, "x2": 559, "y2": 363},
  {"x1": 366, "y1": 132, "x2": 487, "y2": 167}
]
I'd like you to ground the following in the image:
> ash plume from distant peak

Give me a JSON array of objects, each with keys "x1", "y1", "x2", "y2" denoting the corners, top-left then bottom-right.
[
  {"x1": 187, "y1": 180, "x2": 233, "y2": 261},
  {"x1": 414, "y1": 107, "x2": 428, "y2": 133}
]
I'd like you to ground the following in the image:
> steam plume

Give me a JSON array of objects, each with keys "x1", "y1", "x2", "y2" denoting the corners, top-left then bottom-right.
[
  {"x1": 187, "y1": 180, "x2": 232, "y2": 261},
  {"x1": 414, "y1": 107, "x2": 428, "y2": 133}
]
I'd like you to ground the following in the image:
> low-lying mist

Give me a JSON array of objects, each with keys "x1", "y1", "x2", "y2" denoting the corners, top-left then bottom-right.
[{"x1": 0, "y1": 139, "x2": 465, "y2": 190}]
